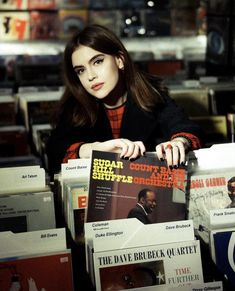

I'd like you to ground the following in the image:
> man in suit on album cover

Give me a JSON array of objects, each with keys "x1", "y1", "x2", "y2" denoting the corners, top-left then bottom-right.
[
  {"x1": 127, "y1": 188, "x2": 157, "y2": 224},
  {"x1": 227, "y1": 176, "x2": 235, "y2": 208}
]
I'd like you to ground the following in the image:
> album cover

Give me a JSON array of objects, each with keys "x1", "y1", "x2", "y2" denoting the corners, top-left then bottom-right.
[
  {"x1": 212, "y1": 229, "x2": 235, "y2": 287},
  {"x1": 17, "y1": 90, "x2": 61, "y2": 131},
  {"x1": 171, "y1": 9, "x2": 197, "y2": 36},
  {"x1": 188, "y1": 171, "x2": 235, "y2": 243},
  {"x1": 0, "y1": 0, "x2": 28, "y2": 10},
  {"x1": 0, "y1": 125, "x2": 29, "y2": 157},
  {"x1": 30, "y1": 11, "x2": 60, "y2": 40},
  {"x1": 28, "y1": 0, "x2": 56, "y2": 10},
  {"x1": 94, "y1": 239, "x2": 203, "y2": 290},
  {"x1": 129, "y1": 281, "x2": 223, "y2": 291},
  {"x1": 0, "y1": 12, "x2": 30, "y2": 40},
  {"x1": 190, "y1": 115, "x2": 228, "y2": 145},
  {"x1": 59, "y1": 158, "x2": 91, "y2": 240},
  {"x1": 59, "y1": 9, "x2": 88, "y2": 39},
  {"x1": 59, "y1": 0, "x2": 88, "y2": 8},
  {"x1": 0, "y1": 95, "x2": 16, "y2": 126},
  {"x1": 0, "y1": 250, "x2": 73, "y2": 291},
  {"x1": 0, "y1": 190, "x2": 56, "y2": 232},
  {"x1": 86, "y1": 150, "x2": 187, "y2": 224},
  {"x1": 145, "y1": 9, "x2": 171, "y2": 37},
  {"x1": 169, "y1": 86, "x2": 209, "y2": 117},
  {"x1": 88, "y1": 0, "x2": 115, "y2": 9},
  {"x1": 0, "y1": 154, "x2": 42, "y2": 168},
  {"x1": 32, "y1": 124, "x2": 52, "y2": 155},
  {"x1": 88, "y1": 10, "x2": 121, "y2": 36},
  {"x1": 84, "y1": 218, "x2": 195, "y2": 284},
  {"x1": 63, "y1": 179, "x2": 89, "y2": 243}
]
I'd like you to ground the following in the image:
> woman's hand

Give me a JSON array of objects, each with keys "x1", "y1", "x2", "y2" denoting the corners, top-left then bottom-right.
[
  {"x1": 155, "y1": 137, "x2": 190, "y2": 168},
  {"x1": 79, "y1": 139, "x2": 146, "y2": 159}
]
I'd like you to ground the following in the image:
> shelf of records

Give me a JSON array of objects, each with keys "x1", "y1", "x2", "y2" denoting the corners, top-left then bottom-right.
[
  {"x1": 0, "y1": 165, "x2": 74, "y2": 290},
  {"x1": 2, "y1": 144, "x2": 235, "y2": 290},
  {"x1": 0, "y1": 37, "x2": 206, "y2": 89},
  {"x1": 51, "y1": 144, "x2": 235, "y2": 290},
  {"x1": 0, "y1": 0, "x2": 206, "y2": 41},
  {"x1": 0, "y1": 87, "x2": 63, "y2": 169}
]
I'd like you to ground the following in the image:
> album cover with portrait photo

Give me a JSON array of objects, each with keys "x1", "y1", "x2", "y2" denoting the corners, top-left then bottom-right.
[
  {"x1": 93, "y1": 239, "x2": 203, "y2": 290},
  {"x1": 86, "y1": 150, "x2": 187, "y2": 224}
]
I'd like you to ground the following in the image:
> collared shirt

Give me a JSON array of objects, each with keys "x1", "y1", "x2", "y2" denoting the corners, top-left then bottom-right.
[{"x1": 137, "y1": 203, "x2": 148, "y2": 216}]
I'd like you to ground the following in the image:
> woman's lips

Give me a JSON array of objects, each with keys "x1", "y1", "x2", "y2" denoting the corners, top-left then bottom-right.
[{"x1": 91, "y1": 83, "x2": 104, "y2": 91}]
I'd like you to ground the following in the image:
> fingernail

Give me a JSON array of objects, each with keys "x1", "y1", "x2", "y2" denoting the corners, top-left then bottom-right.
[
  {"x1": 130, "y1": 158, "x2": 134, "y2": 162},
  {"x1": 124, "y1": 157, "x2": 129, "y2": 160},
  {"x1": 174, "y1": 165, "x2": 178, "y2": 169},
  {"x1": 169, "y1": 165, "x2": 173, "y2": 170},
  {"x1": 160, "y1": 158, "x2": 164, "y2": 162},
  {"x1": 181, "y1": 162, "x2": 185, "y2": 166}
]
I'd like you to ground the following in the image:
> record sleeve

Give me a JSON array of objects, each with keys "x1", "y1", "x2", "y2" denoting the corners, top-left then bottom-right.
[
  {"x1": 0, "y1": 250, "x2": 73, "y2": 291},
  {"x1": 86, "y1": 150, "x2": 187, "y2": 224}
]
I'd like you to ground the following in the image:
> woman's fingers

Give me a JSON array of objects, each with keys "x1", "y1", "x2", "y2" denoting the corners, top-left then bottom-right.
[
  {"x1": 155, "y1": 140, "x2": 187, "y2": 167},
  {"x1": 119, "y1": 139, "x2": 145, "y2": 159},
  {"x1": 94, "y1": 139, "x2": 146, "y2": 160}
]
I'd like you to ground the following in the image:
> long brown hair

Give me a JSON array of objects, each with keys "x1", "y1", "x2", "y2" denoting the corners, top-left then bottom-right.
[{"x1": 55, "y1": 24, "x2": 165, "y2": 126}]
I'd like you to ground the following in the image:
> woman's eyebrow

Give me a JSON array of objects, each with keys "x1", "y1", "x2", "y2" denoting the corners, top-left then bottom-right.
[{"x1": 73, "y1": 53, "x2": 105, "y2": 69}]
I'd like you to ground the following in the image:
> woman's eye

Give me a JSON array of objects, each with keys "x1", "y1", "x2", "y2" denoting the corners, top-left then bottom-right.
[
  {"x1": 94, "y1": 58, "x2": 104, "y2": 65},
  {"x1": 76, "y1": 68, "x2": 84, "y2": 76}
]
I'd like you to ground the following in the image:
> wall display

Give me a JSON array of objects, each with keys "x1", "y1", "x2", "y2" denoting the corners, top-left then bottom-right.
[
  {"x1": 171, "y1": 8, "x2": 197, "y2": 36},
  {"x1": 89, "y1": 0, "x2": 115, "y2": 9},
  {"x1": 59, "y1": 9, "x2": 88, "y2": 38},
  {"x1": 0, "y1": 12, "x2": 30, "y2": 40},
  {"x1": 206, "y1": 16, "x2": 231, "y2": 65},
  {"x1": 88, "y1": 10, "x2": 121, "y2": 37},
  {"x1": 145, "y1": 9, "x2": 171, "y2": 37},
  {"x1": 207, "y1": 0, "x2": 233, "y2": 16},
  {"x1": 59, "y1": 0, "x2": 88, "y2": 8},
  {"x1": 30, "y1": 11, "x2": 60, "y2": 40},
  {"x1": 28, "y1": 0, "x2": 56, "y2": 10},
  {"x1": 120, "y1": 10, "x2": 146, "y2": 38},
  {"x1": 0, "y1": 0, "x2": 28, "y2": 10}
]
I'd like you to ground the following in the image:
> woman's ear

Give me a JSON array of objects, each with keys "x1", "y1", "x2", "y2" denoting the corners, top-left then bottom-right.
[{"x1": 116, "y1": 53, "x2": 125, "y2": 70}]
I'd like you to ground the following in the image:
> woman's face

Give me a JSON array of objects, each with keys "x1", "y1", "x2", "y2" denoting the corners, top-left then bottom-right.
[{"x1": 72, "y1": 45, "x2": 124, "y2": 100}]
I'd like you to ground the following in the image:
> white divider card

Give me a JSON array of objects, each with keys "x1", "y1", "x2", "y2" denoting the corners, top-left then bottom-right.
[
  {"x1": 93, "y1": 239, "x2": 203, "y2": 291},
  {"x1": 0, "y1": 228, "x2": 67, "y2": 259},
  {"x1": 90, "y1": 219, "x2": 195, "y2": 252},
  {"x1": 61, "y1": 158, "x2": 91, "y2": 201},
  {"x1": 0, "y1": 165, "x2": 46, "y2": 194},
  {"x1": 61, "y1": 158, "x2": 91, "y2": 179},
  {"x1": 210, "y1": 208, "x2": 235, "y2": 229},
  {"x1": 124, "y1": 281, "x2": 223, "y2": 291},
  {"x1": 188, "y1": 143, "x2": 235, "y2": 173},
  {"x1": 84, "y1": 218, "x2": 195, "y2": 283}
]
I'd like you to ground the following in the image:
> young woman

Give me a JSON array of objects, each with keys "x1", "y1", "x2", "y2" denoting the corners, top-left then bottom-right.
[{"x1": 46, "y1": 24, "x2": 202, "y2": 176}]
